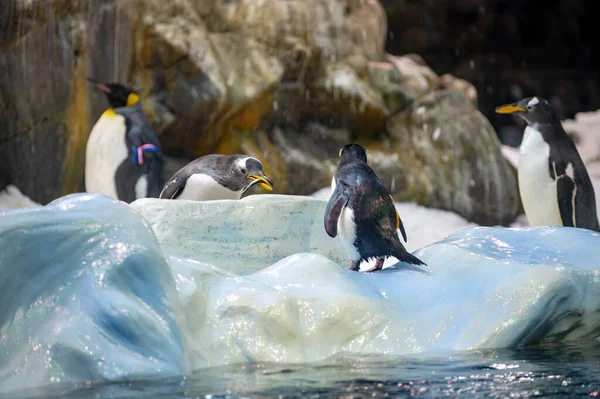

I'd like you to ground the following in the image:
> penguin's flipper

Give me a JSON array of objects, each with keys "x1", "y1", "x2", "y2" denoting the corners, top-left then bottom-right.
[
  {"x1": 115, "y1": 162, "x2": 140, "y2": 203},
  {"x1": 549, "y1": 159, "x2": 578, "y2": 227},
  {"x1": 556, "y1": 175, "x2": 577, "y2": 227},
  {"x1": 159, "y1": 176, "x2": 186, "y2": 200},
  {"x1": 389, "y1": 195, "x2": 407, "y2": 242},
  {"x1": 324, "y1": 183, "x2": 349, "y2": 238}
]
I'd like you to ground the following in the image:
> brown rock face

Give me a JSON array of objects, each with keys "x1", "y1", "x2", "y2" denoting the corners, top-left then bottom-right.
[
  {"x1": 0, "y1": 1, "x2": 89, "y2": 203},
  {"x1": 382, "y1": 90, "x2": 520, "y2": 225},
  {"x1": 0, "y1": 0, "x2": 521, "y2": 225}
]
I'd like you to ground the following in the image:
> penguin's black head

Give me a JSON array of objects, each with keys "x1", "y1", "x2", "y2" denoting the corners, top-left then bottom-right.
[
  {"x1": 338, "y1": 143, "x2": 368, "y2": 163},
  {"x1": 495, "y1": 96, "x2": 558, "y2": 125},
  {"x1": 88, "y1": 78, "x2": 140, "y2": 109}
]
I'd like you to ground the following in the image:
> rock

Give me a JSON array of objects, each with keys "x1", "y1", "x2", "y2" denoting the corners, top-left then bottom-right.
[
  {"x1": 367, "y1": 61, "x2": 411, "y2": 114},
  {"x1": 0, "y1": 0, "x2": 384, "y2": 200},
  {"x1": 263, "y1": 88, "x2": 520, "y2": 225},
  {"x1": 0, "y1": 3, "x2": 90, "y2": 203},
  {"x1": 382, "y1": 90, "x2": 520, "y2": 225},
  {"x1": 384, "y1": 53, "x2": 440, "y2": 99},
  {"x1": 439, "y1": 73, "x2": 478, "y2": 104},
  {"x1": 226, "y1": 0, "x2": 386, "y2": 65},
  {"x1": 0, "y1": 0, "x2": 520, "y2": 224},
  {"x1": 2, "y1": 194, "x2": 600, "y2": 395},
  {"x1": 381, "y1": 0, "x2": 600, "y2": 142},
  {"x1": 310, "y1": 62, "x2": 387, "y2": 136},
  {"x1": 269, "y1": 123, "x2": 350, "y2": 195}
]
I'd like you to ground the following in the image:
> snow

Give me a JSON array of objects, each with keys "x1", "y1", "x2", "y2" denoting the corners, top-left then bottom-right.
[{"x1": 0, "y1": 185, "x2": 39, "y2": 210}]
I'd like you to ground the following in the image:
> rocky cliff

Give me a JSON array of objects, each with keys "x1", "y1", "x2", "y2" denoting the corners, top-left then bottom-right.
[{"x1": 0, "y1": 0, "x2": 520, "y2": 225}]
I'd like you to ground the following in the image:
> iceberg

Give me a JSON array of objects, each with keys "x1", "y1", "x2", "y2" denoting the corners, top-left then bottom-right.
[
  {"x1": 1, "y1": 193, "x2": 600, "y2": 393},
  {"x1": 0, "y1": 194, "x2": 185, "y2": 393},
  {"x1": 130, "y1": 195, "x2": 349, "y2": 274}
]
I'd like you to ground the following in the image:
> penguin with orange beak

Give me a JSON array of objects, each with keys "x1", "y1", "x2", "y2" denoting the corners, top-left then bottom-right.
[{"x1": 496, "y1": 96, "x2": 599, "y2": 231}]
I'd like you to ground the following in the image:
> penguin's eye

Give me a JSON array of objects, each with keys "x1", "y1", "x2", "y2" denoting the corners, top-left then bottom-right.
[{"x1": 241, "y1": 168, "x2": 247, "y2": 174}]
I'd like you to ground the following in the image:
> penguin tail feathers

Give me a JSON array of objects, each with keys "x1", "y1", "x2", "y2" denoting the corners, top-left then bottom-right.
[{"x1": 394, "y1": 250, "x2": 426, "y2": 266}]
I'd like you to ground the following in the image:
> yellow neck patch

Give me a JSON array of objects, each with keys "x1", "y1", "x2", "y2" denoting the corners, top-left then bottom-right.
[
  {"x1": 103, "y1": 108, "x2": 117, "y2": 117},
  {"x1": 126, "y1": 93, "x2": 140, "y2": 106}
]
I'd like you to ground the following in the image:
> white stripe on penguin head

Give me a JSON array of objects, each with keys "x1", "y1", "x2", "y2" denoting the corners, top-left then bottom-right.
[
  {"x1": 236, "y1": 157, "x2": 250, "y2": 169},
  {"x1": 236, "y1": 156, "x2": 262, "y2": 170}
]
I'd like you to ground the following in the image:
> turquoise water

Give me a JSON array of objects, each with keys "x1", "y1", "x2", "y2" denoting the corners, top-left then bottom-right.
[{"x1": 6, "y1": 341, "x2": 600, "y2": 398}]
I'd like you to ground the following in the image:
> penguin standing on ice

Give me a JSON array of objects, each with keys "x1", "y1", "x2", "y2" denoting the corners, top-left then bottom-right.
[
  {"x1": 159, "y1": 154, "x2": 273, "y2": 200},
  {"x1": 85, "y1": 78, "x2": 163, "y2": 203},
  {"x1": 496, "y1": 96, "x2": 600, "y2": 231},
  {"x1": 324, "y1": 144, "x2": 426, "y2": 272}
]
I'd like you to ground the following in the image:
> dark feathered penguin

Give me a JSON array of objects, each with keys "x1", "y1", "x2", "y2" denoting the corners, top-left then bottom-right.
[
  {"x1": 496, "y1": 96, "x2": 599, "y2": 231},
  {"x1": 324, "y1": 144, "x2": 426, "y2": 272},
  {"x1": 85, "y1": 78, "x2": 163, "y2": 203}
]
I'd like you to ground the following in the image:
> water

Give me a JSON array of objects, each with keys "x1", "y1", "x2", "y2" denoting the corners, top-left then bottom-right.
[{"x1": 5, "y1": 341, "x2": 600, "y2": 398}]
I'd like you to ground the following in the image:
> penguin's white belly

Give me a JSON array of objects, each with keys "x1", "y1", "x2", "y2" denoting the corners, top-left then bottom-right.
[
  {"x1": 177, "y1": 173, "x2": 242, "y2": 201},
  {"x1": 135, "y1": 175, "x2": 148, "y2": 200},
  {"x1": 85, "y1": 114, "x2": 128, "y2": 199},
  {"x1": 518, "y1": 126, "x2": 563, "y2": 226},
  {"x1": 338, "y1": 206, "x2": 360, "y2": 261}
]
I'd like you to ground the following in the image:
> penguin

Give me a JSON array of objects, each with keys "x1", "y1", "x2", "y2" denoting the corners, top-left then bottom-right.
[
  {"x1": 85, "y1": 78, "x2": 163, "y2": 203},
  {"x1": 496, "y1": 96, "x2": 600, "y2": 231},
  {"x1": 159, "y1": 154, "x2": 273, "y2": 200},
  {"x1": 324, "y1": 144, "x2": 426, "y2": 272}
]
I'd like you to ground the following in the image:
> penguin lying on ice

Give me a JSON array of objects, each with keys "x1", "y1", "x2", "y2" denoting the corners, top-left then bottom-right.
[
  {"x1": 85, "y1": 78, "x2": 163, "y2": 203},
  {"x1": 496, "y1": 97, "x2": 600, "y2": 231},
  {"x1": 324, "y1": 144, "x2": 426, "y2": 272},
  {"x1": 159, "y1": 154, "x2": 273, "y2": 200}
]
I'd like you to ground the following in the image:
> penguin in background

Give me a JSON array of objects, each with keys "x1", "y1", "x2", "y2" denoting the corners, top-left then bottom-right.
[
  {"x1": 496, "y1": 97, "x2": 600, "y2": 231},
  {"x1": 85, "y1": 78, "x2": 164, "y2": 203},
  {"x1": 324, "y1": 144, "x2": 426, "y2": 272},
  {"x1": 159, "y1": 154, "x2": 273, "y2": 201}
]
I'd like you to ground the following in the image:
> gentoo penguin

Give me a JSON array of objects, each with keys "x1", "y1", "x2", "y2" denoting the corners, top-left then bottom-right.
[
  {"x1": 496, "y1": 96, "x2": 600, "y2": 231},
  {"x1": 159, "y1": 154, "x2": 273, "y2": 200},
  {"x1": 324, "y1": 144, "x2": 426, "y2": 272},
  {"x1": 85, "y1": 78, "x2": 163, "y2": 203}
]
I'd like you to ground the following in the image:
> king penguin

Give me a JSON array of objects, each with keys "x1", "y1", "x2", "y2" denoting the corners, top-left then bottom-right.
[
  {"x1": 85, "y1": 78, "x2": 164, "y2": 203},
  {"x1": 496, "y1": 96, "x2": 600, "y2": 231},
  {"x1": 159, "y1": 154, "x2": 273, "y2": 200},
  {"x1": 324, "y1": 144, "x2": 426, "y2": 272}
]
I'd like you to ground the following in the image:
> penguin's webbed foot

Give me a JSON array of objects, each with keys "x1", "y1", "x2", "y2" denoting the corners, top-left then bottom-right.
[
  {"x1": 364, "y1": 258, "x2": 384, "y2": 273},
  {"x1": 348, "y1": 261, "x2": 360, "y2": 271}
]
